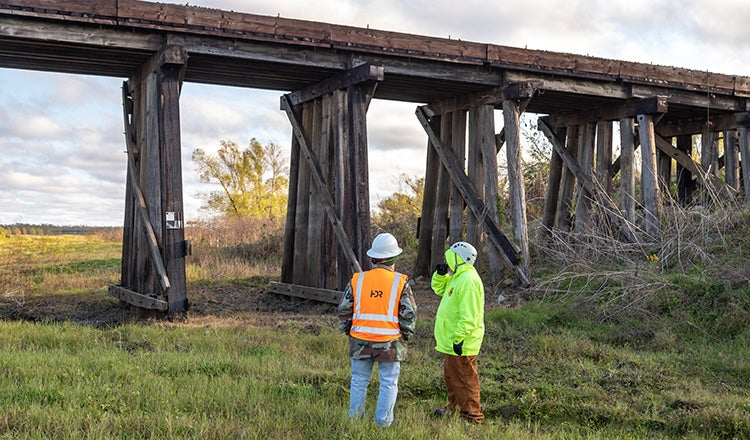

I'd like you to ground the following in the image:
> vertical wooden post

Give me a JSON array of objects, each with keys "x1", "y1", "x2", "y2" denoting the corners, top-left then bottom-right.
[
  {"x1": 675, "y1": 134, "x2": 693, "y2": 206},
  {"x1": 701, "y1": 129, "x2": 717, "y2": 205},
  {"x1": 415, "y1": 114, "x2": 441, "y2": 278},
  {"x1": 619, "y1": 118, "x2": 636, "y2": 223},
  {"x1": 120, "y1": 81, "x2": 136, "y2": 292},
  {"x1": 281, "y1": 126, "x2": 300, "y2": 284},
  {"x1": 556, "y1": 125, "x2": 579, "y2": 231},
  {"x1": 349, "y1": 84, "x2": 372, "y2": 270},
  {"x1": 502, "y1": 99, "x2": 529, "y2": 276},
  {"x1": 448, "y1": 110, "x2": 466, "y2": 243},
  {"x1": 574, "y1": 123, "x2": 595, "y2": 233},
  {"x1": 739, "y1": 127, "x2": 750, "y2": 202},
  {"x1": 478, "y1": 105, "x2": 502, "y2": 282},
  {"x1": 431, "y1": 113, "x2": 452, "y2": 268},
  {"x1": 466, "y1": 107, "x2": 483, "y2": 247},
  {"x1": 306, "y1": 99, "x2": 324, "y2": 287},
  {"x1": 658, "y1": 146, "x2": 672, "y2": 197},
  {"x1": 595, "y1": 121, "x2": 613, "y2": 195},
  {"x1": 638, "y1": 114, "x2": 661, "y2": 237},
  {"x1": 334, "y1": 89, "x2": 351, "y2": 288},
  {"x1": 158, "y1": 58, "x2": 188, "y2": 318},
  {"x1": 541, "y1": 126, "x2": 564, "y2": 232},
  {"x1": 321, "y1": 94, "x2": 338, "y2": 289},
  {"x1": 449, "y1": 110, "x2": 467, "y2": 243},
  {"x1": 292, "y1": 102, "x2": 312, "y2": 285},
  {"x1": 725, "y1": 130, "x2": 739, "y2": 190}
]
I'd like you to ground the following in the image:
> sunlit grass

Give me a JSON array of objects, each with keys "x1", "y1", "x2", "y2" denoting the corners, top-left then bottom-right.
[{"x1": 1, "y1": 209, "x2": 750, "y2": 438}]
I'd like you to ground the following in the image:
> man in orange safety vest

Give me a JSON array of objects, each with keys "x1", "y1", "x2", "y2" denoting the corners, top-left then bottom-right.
[{"x1": 337, "y1": 232, "x2": 417, "y2": 427}]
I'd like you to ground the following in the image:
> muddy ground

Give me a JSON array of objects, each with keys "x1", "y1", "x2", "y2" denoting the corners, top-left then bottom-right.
[{"x1": 0, "y1": 277, "x2": 521, "y2": 328}]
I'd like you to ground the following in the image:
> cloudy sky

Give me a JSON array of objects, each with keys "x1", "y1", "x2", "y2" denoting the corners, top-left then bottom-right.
[{"x1": 2, "y1": 0, "x2": 749, "y2": 226}]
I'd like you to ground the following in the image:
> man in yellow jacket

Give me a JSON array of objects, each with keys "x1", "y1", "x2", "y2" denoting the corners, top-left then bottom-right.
[
  {"x1": 432, "y1": 241, "x2": 485, "y2": 424},
  {"x1": 338, "y1": 232, "x2": 417, "y2": 428}
]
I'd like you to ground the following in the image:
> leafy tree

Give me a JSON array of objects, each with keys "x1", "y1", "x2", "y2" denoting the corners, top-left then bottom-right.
[
  {"x1": 372, "y1": 174, "x2": 424, "y2": 254},
  {"x1": 192, "y1": 139, "x2": 288, "y2": 221}
]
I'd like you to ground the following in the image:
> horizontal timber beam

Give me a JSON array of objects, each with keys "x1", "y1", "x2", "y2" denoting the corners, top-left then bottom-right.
[
  {"x1": 267, "y1": 281, "x2": 341, "y2": 304},
  {"x1": 283, "y1": 63, "x2": 384, "y2": 106},
  {"x1": 656, "y1": 112, "x2": 750, "y2": 137},
  {"x1": 629, "y1": 84, "x2": 746, "y2": 111},
  {"x1": 425, "y1": 82, "x2": 536, "y2": 115},
  {"x1": 108, "y1": 285, "x2": 169, "y2": 311},
  {"x1": 547, "y1": 96, "x2": 668, "y2": 126}
]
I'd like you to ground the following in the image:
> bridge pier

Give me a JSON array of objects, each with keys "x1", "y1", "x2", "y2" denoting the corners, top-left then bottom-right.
[{"x1": 109, "y1": 45, "x2": 189, "y2": 319}]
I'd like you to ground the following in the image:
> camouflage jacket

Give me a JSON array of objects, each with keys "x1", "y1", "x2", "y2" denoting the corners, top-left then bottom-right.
[{"x1": 337, "y1": 264, "x2": 417, "y2": 362}]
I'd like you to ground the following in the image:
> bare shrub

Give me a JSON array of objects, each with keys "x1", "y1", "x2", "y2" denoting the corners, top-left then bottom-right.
[{"x1": 528, "y1": 181, "x2": 747, "y2": 325}]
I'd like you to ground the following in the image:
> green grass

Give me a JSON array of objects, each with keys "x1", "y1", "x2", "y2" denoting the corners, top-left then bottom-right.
[{"x1": 1, "y1": 231, "x2": 749, "y2": 439}]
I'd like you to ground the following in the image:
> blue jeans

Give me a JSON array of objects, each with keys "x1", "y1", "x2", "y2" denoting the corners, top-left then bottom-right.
[{"x1": 348, "y1": 359, "x2": 400, "y2": 427}]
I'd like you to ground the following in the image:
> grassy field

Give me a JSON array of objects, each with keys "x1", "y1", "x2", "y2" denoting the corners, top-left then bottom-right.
[{"x1": 0, "y1": 217, "x2": 749, "y2": 439}]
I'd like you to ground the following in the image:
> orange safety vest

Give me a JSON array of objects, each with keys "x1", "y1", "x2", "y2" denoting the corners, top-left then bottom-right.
[{"x1": 349, "y1": 268, "x2": 407, "y2": 342}]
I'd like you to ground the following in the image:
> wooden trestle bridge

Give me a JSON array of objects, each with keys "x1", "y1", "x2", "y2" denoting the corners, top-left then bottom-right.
[{"x1": 3, "y1": 0, "x2": 750, "y2": 317}]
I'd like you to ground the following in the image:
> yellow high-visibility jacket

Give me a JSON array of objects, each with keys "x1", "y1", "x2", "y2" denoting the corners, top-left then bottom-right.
[{"x1": 432, "y1": 250, "x2": 485, "y2": 356}]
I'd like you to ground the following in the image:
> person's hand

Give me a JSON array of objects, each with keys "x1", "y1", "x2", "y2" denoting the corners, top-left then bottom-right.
[
  {"x1": 453, "y1": 340, "x2": 463, "y2": 356},
  {"x1": 435, "y1": 263, "x2": 449, "y2": 275}
]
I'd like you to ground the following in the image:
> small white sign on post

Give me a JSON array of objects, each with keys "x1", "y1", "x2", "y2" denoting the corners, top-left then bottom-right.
[{"x1": 166, "y1": 211, "x2": 182, "y2": 230}]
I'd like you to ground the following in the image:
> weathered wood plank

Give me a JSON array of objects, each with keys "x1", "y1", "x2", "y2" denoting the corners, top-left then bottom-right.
[
  {"x1": 449, "y1": 110, "x2": 467, "y2": 242},
  {"x1": 415, "y1": 115, "x2": 441, "y2": 278},
  {"x1": 502, "y1": 98, "x2": 530, "y2": 278},
  {"x1": 638, "y1": 114, "x2": 661, "y2": 238},
  {"x1": 333, "y1": 89, "x2": 351, "y2": 289},
  {"x1": 292, "y1": 102, "x2": 312, "y2": 285},
  {"x1": 555, "y1": 125, "x2": 578, "y2": 232},
  {"x1": 348, "y1": 83, "x2": 372, "y2": 270},
  {"x1": 307, "y1": 99, "x2": 324, "y2": 287},
  {"x1": 595, "y1": 121, "x2": 613, "y2": 195},
  {"x1": 725, "y1": 130, "x2": 739, "y2": 190},
  {"x1": 430, "y1": 113, "x2": 451, "y2": 271},
  {"x1": 619, "y1": 118, "x2": 636, "y2": 223},
  {"x1": 675, "y1": 134, "x2": 694, "y2": 206},
  {"x1": 656, "y1": 113, "x2": 750, "y2": 138},
  {"x1": 281, "y1": 133, "x2": 300, "y2": 284},
  {"x1": 573, "y1": 123, "x2": 595, "y2": 233},
  {"x1": 541, "y1": 125, "x2": 564, "y2": 232},
  {"x1": 267, "y1": 282, "x2": 342, "y2": 305},
  {"x1": 108, "y1": 285, "x2": 169, "y2": 311},
  {"x1": 739, "y1": 128, "x2": 750, "y2": 202},
  {"x1": 466, "y1": 107, "x2": 483, "y2": 247},
  {"x1": 157, "y1": 47, "x2": 188, "y2": 317},
  {"x1": 547, "y1": 96, "x2": 668, "y2": 126},
  {"x1": 285, "y1": 64, "x2": 384, "y2": 106}
]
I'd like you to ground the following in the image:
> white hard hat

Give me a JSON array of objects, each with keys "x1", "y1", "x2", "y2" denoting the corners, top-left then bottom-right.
[
  {"x1": 450, "y1": 241, "x2": 477, "y2": 266},
  {"x1": 366, "y1": 233, "x2": 403, "y2": 259}
]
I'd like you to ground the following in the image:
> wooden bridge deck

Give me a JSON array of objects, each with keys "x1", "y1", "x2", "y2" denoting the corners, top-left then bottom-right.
[{"x1": 1, "y1": 0, "x2": 748, "y2": 123}]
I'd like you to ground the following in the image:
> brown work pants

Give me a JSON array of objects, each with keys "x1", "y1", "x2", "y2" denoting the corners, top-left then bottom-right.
[{"x1": 443, "y1": 354, "x2": 484, "y2": 423}]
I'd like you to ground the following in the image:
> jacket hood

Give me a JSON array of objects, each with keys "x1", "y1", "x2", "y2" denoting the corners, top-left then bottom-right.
[{"x1": 444, "y1": 248, "x2": 466, "y2": 272}]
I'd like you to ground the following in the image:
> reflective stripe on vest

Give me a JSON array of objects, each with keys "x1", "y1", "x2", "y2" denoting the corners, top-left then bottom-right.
[{"x1": 349, "y1": 268, "x2": 406, "y2": 342}]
